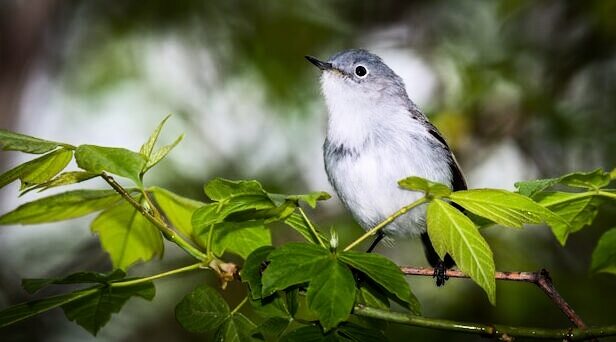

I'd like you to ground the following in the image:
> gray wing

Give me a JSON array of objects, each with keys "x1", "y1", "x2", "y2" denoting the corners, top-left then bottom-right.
[{"x1": 425, "y1": 123, "x2": 467, "y2": 191}]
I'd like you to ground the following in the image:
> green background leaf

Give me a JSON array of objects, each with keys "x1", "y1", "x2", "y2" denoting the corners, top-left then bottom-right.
[
  {"x1": 339, "y1": 251, "x2": 420, "y2": 315},
  {"x1": 204, "y1": 178, "x2": 266, "y2": 201},
  {"x1": 22, "y1": 269, "x2": 126, "y2": 294},
  {"x1": 591, "y1": 228, "x2": 616, "y2": 275},
  {"x1": 91, "y1": 201, "x2": 163, "y2": 270},
  {"x1": 450, "y1": 189, "x2": 560, "y2": 229},
  {"x1": 139, "y1": 114, "x2": 171, "y2": 158},
  {"x1": 515, "y1": 169, "x2": 611, "y2": 197},
  {"x1": 0, "y1": 129, "x2": 68, "y2": 154},
  {"x1": 75, "y1": 144, "x2": 146, "y2": 186},
  {"x1": 398, "y1": 176, "x2": 451, "y2": 198},
  {"x1": 306, "y1": 258, "x2": 356, "y2": 331},
  {"x1": 209, "y1": 221, "x2": 272, "y2": 259},
  {"x1": 0, "y1": 190, "x2": 121, "y2": 225},
  {"x1": 0, "y1": 148, "x2": 73, "y2": 190},
  {"x1": 214, "y1": 313, "x2": 259, "y2": 342},
  {"x1": 62, "y1": 282, "x2": 155, "y2": 335},
  {"x1": 261, "y1": 243, "x2": 329, "y2": 296},
  {"x1": 23, "y1": 171, "x2": 99, "y2": 194},
  {"x1": 0, "y1": 288, "x2": 97, "y2": 329},
  {"x1": 150, "y1": 186, "x2": 203, "y2": 239},
  {"x1": 535, "y1": 192, "x2": 601, "y2": 243},
  {"x1": 283, "y1": 211, "x2": 328, "y2": 245},
  {"x1": 145, "y1": 134, "x2": 183, "y2": 172},
  {"x1": 175, "y1": 285, "x2": 230, "y2": 333},
  {"x1": 285, "y1": 191, "x2": 331, "y2": 208},
  {"x1": 240, "y1": 246, "x2": 275, "y2": 300}
]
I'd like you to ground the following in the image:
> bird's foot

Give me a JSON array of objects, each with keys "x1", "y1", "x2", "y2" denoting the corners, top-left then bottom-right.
[{"x1": 433, "y1": 260, "x2": 449, "y2": 287}]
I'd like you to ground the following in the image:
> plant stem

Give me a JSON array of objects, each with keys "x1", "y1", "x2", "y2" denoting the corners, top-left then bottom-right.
[
  {"x1": 343, "y1": 197, "x2": 427, "y2": 252},
  {"x1": 230, "y1": 296, "x2": 248, "y2": 315},
  {"x1": 298, "y1": 207, "x2": 326, "y2": 247},
  {"x1": 598, "y1": 190, "x2": 616, "y2": 200},
  {"x1": 353, "y1": 306, "x2": 616, "y2": 340},
  {"x1": 206, "y1": 224, "x2": 215, "y2": 259},
  {"x1": 100, "y1": 172, "x2": 208, "y2": 261},
  {"x1": 400, "y1": 267, "x2": 588, "y2": 329},
  {"x1": 112, "y1": 263, "x2": 204, "y2": 287}
]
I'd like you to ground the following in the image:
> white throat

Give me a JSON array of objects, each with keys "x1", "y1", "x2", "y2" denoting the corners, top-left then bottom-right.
[{"x1": 320, "y1": 72, "x2": 414, "y2": 149}]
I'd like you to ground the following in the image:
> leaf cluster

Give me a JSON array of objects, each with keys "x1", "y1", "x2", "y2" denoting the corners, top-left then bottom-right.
[{"x1": 1, "y1": 119, "x2": 615, "y2": 340}]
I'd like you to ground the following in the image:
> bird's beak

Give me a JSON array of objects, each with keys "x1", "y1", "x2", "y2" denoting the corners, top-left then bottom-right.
[{"x1": 305, "y1": 55, "x2": 333, "y2": 71}]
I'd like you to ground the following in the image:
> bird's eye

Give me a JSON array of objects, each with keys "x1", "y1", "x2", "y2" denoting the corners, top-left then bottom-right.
[{"x1": 354, "y1": 65, "x2": 368, "y2": 78}]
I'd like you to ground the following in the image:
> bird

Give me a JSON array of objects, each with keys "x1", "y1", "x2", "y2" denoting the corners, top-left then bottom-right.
[{"x1": 305, "y1": 49, "x2": 467, "y2": 286}]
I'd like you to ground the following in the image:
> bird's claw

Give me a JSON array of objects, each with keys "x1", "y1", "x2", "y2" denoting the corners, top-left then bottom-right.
[{"x1": 433, "y1": 261, "x2": 449, "y2": 287}]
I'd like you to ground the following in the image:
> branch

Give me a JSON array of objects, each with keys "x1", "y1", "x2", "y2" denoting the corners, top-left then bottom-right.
[
  {"x1": 344, "y1": 197, "x2": 426, "y2": 251},
  {"x1": 353, "y1": 305, "x2": 616, "y2": 341},
  {"x1": 100, "y1": 172, "x2": 208, "y2": 261},
  {"x1": 400, "y1": 267, "x2": 588, "y2": 329}
]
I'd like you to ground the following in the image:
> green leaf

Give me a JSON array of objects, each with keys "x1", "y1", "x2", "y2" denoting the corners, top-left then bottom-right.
[
  {"x1": 144, "y1": 134, "x2": 183, "y2": 172},
  {"x1": 284, "y1": 191, "x2": 331, "y2": 208},
  {"x1": 610, "y1": 168, "x2": 616, "y2": 180},
  {"x1": 261, "y1": 243, "x2": 329, "y2": 296},
  {"x1": 19, "y1": 149, "x2": 74, "y2": 190},
  {"x1": 337, "y1": 323, "x2": 388, "y2": 342},
  {"x1": 209, "y1": 221, "x2": 272, "y2": 259},
  {"x1": 450, "y1": 189, "x2": 567, "y2": 230},
  {"x1": 149, "y1": 186, "x2": 203, "y2": 239},
  {"x1": 280, "y1": 325, "x2": 337, "y2": 342},
  {"x1": 22, "y1": 171, "x2": 99, "y2": 194},
  {"x1": 204, "y1": 178, "x2": 267, "y2": 201},
  {"x1": 559, "y1": 169, "x2": 611, "y2": 190},
  {"x1": 139, "y1": 114, "x2": 171, "y2": 158},
  {"x1": 515, "y1": 169, "x2": 611, "y2": 196},
  {"x1": 306, "y1": 258, "x2": 356, "y2": 331},
  {"x1": 339, "y1": 251, "x2": 420, "y2": 315},
  {"x1": 249, "y1": 293, "x2": 293, "y2": 319},
  {"x1": 255, "y1": 317, "x2": 290, "y2": 339},
  {"x1": 175, "y1": 285, "x2": 230, "y2": 333},
  {"x1": 535, "y1": 192, "x2": 601, "y2": 243},
  {"x1": 192, "y1": 196, "x2": 275, "y2": 232},
  {"x1": 0, "y1": 148, "x2": 73, "y2": 190},
  {"x1": 62, "y1": 282, "x2": 155, "y2": 335},
  {"x1": 515, "y1": 178, "x2": 561, "y2": 197},
  {"x1": 0, "y1": 190, "x2": 121, "y2": 225},
  {"x1": 75, "y1": 145, "x2": 146, "y2": 186},
  {"x1": 283, "y1": 211, "x2": 328, "y2": 245},
  {"x1": 398, "y1": 176, "x2": 451, "y2": 198},
  {"x1": 427, "y1": 199, "x2": 496, "y2": 305},
  {"x1": 240, "y1": 246, "x2": 275, "y2": 300},
  {"x1": 0, "y1": 129, "x2": 70, "y2": 154},
  {"x1": 591, "y1": 228, "x2": 616, "y2": 275},
  {"x1": 214, "y1": 313, "x2": 259, "y2": 342},
  {"x1": 0, "y1": 287, "x2": 98, "y2": 329},
  {"x1": 356, "y1": 282, "x2": 389, "y2": 310},
  {"x1": 22, "y1": 269, "x2": 126, "y2": 294},
  {"x1": 91, "y1": 201, "x2": 163, "y2": 270}
]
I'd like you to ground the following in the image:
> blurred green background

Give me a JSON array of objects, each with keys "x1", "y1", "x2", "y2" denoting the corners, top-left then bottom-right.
[{"x1": 1, "y1": 0, "x2": 615, "y2": 340}]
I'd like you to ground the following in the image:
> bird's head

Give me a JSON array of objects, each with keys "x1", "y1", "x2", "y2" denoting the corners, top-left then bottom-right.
[{"x1": 305, "y1": 49, "x2": 409, "y2": 111}]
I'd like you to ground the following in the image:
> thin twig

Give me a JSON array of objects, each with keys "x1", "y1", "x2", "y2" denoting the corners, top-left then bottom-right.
[
  {"x1": 400, "y1": 266, "x2": 588, "y2": 329},
  {"x1": 111, "y1": 262, "x2": 205, "y2": 287},
  {"x1": 353, "y1": 305, "x2": 616, "y2": 340},
  {"x1": 298, "y1": 207, "x2": 326, "y2": 248},
  {"x1": 344, "y1": 197, "x2": 426, "y2": 251},
  {"x1": 100, "y1": 172, "x2": 208, "y2": 261}
]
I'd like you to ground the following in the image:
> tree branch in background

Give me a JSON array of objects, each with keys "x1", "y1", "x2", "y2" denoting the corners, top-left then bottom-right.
[
  {"x1": 400, "y1": 267, "x2": 588, "y2": 329},
  {"x1": 353, "y1": 305, "x2": 616, "y2": 341}
]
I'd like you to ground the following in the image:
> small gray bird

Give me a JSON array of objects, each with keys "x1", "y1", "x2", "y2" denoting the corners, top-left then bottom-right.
[{"x1": 306, "y1": 49, "x2": 466, "y2": 286}]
